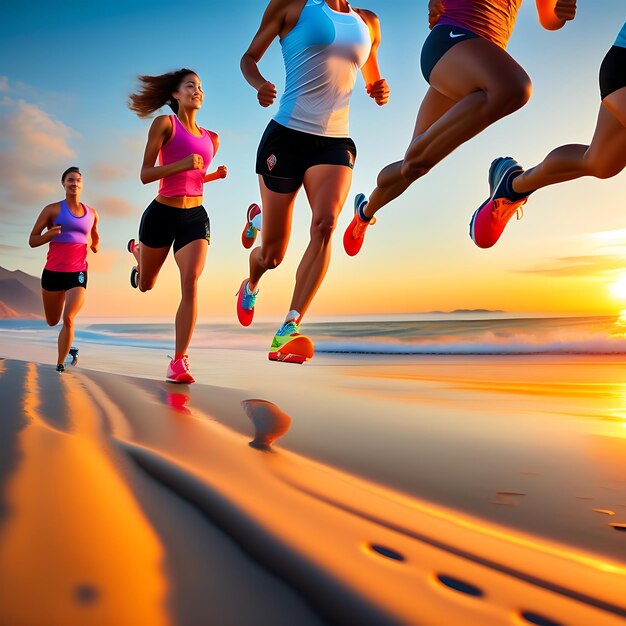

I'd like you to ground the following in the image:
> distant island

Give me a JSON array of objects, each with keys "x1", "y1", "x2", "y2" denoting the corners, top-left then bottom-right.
[
  {"x1": 0, "y1": 266, "x2": 43, "y2": 319},
  {"x1": 428, "y1": 309, "x2": 506, "y2": 314}
]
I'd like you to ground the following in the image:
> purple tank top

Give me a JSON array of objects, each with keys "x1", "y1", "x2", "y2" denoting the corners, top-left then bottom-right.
[
  {"x1": 52, "y1": 200, "x2": 95, "y2": 244},
  {"x1": 436, "y1": 0, "x2": 522, "y2": 50}
]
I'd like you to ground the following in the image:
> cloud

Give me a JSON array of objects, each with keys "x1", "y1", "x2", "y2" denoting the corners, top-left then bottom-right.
[
  {"x1": 515, "y1": 254, "x2": 626, "y2": 278},
  {"x1": 0, "y1": 94, "x2": 77, "y2": 208},
  {"x1": 94, "y1": 195, "x2": 137, "y2": 218}
]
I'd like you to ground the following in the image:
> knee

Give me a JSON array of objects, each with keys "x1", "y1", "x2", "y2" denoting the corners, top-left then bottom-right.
[
  {"x1": 180, "y1": 275, "x2": 199, "y2": 297},
  {"x1": 400, "y1": 158, "x2": 430, "y2": 182},
  {"x1": 310, "y1": 215, "x2": 337, "y2": 243},
  {"x1": 488, "y1": 75, "x2": 532, "y2": 119},
  {"x1": 62, "y1": 314, "x2": 74, "y2": 328},
  {"x1": 138, "y1": 277, "x2": 156, "y2": 293},
  {"x1": 45, "y1": 316, "x2": 59, "y2": 327},
  {"x1": 258, "y1": 250, "x2": 284, "y2": 271},
  {"x1": 590, "y1": 161, "x2": 624, "y2": 180}
]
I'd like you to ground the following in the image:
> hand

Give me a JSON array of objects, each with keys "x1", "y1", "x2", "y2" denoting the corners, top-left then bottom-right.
[
  {"x1": 90, "y1": 243, "x2": 99, "y2": 253},
  {"x1": 554, "y1": 0, "x2": 576, "y2": 21},
  {"x1": 47, "y1": 225, "x2": 62, "y2": 238},
  {"x1": 366, "y1": 79, "x2": 390, "y2": 106},
  {"x1": 216, "y1": 165, "x2": 227, "y2": 179},
  {"x1": 428, "y1": 0, "x2": 444, "y2": 29},
  {"x1": 182, "y1": 153, "x2": 204, "y2": 171},
  {"x1": 257, "y1": 81, "x2": 277, "y2": 107}
]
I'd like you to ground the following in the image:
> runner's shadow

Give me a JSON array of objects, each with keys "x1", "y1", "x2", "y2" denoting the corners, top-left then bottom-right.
[{"x1": 241, "y1": 399, "x2": 292, "y2": 451}]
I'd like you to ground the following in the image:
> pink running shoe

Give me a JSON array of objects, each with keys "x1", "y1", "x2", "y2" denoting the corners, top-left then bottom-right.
[
  {"x1": 166, "y1": 355, "x2": 195, "y2": 384},
  {"x1": 343, "y1": 193, "x2": 376, "y2": 257},
  {"x1": 242, "y1": 203, "x2": 261, "y2": 249},
  {"x1": 470, "y1": 157, "x2": 528, "y2": 249},
  {"x1": 236, "y1": 279, "x2": 258, "y2": 327}
]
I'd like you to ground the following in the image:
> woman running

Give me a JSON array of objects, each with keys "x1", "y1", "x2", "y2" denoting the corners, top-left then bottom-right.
[
  {"x1": 470, "y1": 21, "x2": 626, "y2": 248},
  {"x1": 128, "y1": 69, "x2": 227, "y2": 383},
  {"x1": 28, "y1": 166, "x2": 99, "y2": 372},
  {"x1": 343, "y1": 0, "x2": 577, "y2": 256},
  {"x1": 236, "y1": 0, "x2": 389, "y2": 363}
]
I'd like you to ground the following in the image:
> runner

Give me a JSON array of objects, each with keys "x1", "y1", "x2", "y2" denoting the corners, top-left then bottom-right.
[
  {"x1": 343, "y1": 0, "x2": 577, "y2": 256},
  {"x1": 471, "y1": 21, "x2": 626, "y2": 248},
  {"x1": 236, "y1": 0, "x2": 389, "y2": 363},
  {"x1": 128, "y1": 68, "x2": 227, "y2": 383},
  {"x1": 28, "y1": 167, "x2": 99, "y2": 372}
]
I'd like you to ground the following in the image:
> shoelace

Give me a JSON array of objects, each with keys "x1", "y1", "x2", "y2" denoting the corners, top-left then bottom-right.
[
  {"x1": 278, "y1": 321, "x2": 299, "y2": 336},
  {"x1": 492, "y1": 197, "x2": 527, "y2": 222},
  {"x1": 243, "y1": 286, "x2": 258, "y2": 309}
]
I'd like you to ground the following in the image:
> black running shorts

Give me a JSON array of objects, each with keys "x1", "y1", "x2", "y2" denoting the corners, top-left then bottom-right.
[
  {"x1": 599, "y1": 45, "x2": 626, "y2": 100},
  {"x1": 420, "y1": 24, "x2": 479, "y2": 84},
  {"x1": 41, "y1": 269, "x2": 88, "y2": 291},
  {"x1": 139, "y1": 199, "x2": 210, "y2": 252},
  {"x1": 256, "y1": 120, "x2": 357, "y2": 194}
]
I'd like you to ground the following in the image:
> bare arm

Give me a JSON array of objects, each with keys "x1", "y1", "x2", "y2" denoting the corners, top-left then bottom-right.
[
  {"x1": 28, "y1": 204, "x2": 61, "y2": 248},
  {"x1": 536, "y1": 0, "x2": 576, "y2": 31},
  {"x1": 428, "y1": 0, "x2": 445, "y2": 29},
  {"x1": 355, "y1": 9, "x2": 390, "y2": 107},
  {"x1": 240, "y1": 0, "x2": 297, "y2": 107},
  {"x1": 139, "y1": 115, "x2": 204, "y2": 185},
  {"x1": 89, "y1": 210, "x2": 100, "y2": 253}
]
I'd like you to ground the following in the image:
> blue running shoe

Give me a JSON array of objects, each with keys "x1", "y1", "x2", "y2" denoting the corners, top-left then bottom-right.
[
  {"x1": 470, "y1": 156, "x2": 528, "y2": 249},
  {"x1": 236, "y1": 279, "x2": 258, "y2": 326}
]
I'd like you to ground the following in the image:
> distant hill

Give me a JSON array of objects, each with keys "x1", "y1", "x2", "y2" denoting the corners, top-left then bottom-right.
[{"x1": 0, "y1": 267, "x2": 43, "y2": 318}]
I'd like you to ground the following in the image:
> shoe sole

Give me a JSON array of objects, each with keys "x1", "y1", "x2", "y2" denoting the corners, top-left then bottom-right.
[
  {"x1": 165, "y1": 377, "x2": 195, "y2": 384},
  {"x1": 469, "y1": 159, "x2": 520, "y2": 245},
  {"x1": 269, "y1": 336, "x2": 314, "y2": 364}
]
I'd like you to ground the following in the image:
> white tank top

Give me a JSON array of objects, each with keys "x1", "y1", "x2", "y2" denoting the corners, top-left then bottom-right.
[{"x1": 273, "y1": 0, "x2": 372, "y2": 138}]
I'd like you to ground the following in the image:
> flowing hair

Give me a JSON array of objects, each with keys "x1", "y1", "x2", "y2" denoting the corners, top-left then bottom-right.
[{"x1": 128, "y1": 68, "x2": 197, "y2": 118}]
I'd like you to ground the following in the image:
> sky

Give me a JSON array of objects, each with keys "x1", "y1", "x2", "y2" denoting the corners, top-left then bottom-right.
[{"x1": 1, "y1": 1, "x2": 625, "y2": 319}]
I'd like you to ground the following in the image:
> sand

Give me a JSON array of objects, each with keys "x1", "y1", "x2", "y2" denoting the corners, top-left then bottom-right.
[{"x1": 1, "y1": 339, "x2": 626, "y2": 625}]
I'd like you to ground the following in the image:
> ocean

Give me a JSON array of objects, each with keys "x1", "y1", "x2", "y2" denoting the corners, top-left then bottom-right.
[{"x1": 2, "y1": 312, "x2": 626, "y2": 355}]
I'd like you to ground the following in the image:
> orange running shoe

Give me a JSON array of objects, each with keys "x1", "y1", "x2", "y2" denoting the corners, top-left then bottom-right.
[
  {"x1": 268, "y1": 321, "x2": 314, "y2": 364},
  {"x1": 343, "y1": 193, "x2": 375, "y2": 257}
]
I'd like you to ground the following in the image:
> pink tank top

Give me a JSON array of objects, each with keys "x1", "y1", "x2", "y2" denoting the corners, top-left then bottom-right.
[
  {"x1": 436, "y1": 0, "x2": 522, "y2": 50},
  {"x1": 45, "y1": 201, "x2": 95, "y2": 272},
  {"x1": 158, "y1": 115, "x2": 215, "y2": 197}
]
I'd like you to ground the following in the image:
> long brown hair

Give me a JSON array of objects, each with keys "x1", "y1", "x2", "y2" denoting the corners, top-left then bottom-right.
[{"x1": 128, "y1": 68, "x2": 198, "y2": 118}]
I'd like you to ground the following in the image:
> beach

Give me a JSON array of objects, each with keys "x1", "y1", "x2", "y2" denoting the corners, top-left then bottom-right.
[{"x1": 1, "y1": 318, "x2": 626, "y2": 625}]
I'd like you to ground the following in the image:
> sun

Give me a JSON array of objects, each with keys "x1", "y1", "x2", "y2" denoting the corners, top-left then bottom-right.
[{"x1": 610, "y1": 275, "x2": 626, "y2": 300}]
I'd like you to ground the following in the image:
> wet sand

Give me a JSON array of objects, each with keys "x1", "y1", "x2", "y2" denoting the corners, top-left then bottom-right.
[{"x1": 1, "y1": 345, "x2": 626, "y2": 625}]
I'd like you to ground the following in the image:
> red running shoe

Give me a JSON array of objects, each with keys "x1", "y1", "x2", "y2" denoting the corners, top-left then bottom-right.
[
  {"x1": 242, "y1": 203, "x2": 262, "y2": 249},
  {"x1": 469, "y1": 157, "x2": 528, "y2": 249},
  {"x1": 166, "y1": 355, "x2": 195, "y2": 384},
  {"x1": 343, "y1": 193, "x2": 375, "y2": 257},
  {"x1": 236, "y1": 279, "x2": 258, "y2": 327}
]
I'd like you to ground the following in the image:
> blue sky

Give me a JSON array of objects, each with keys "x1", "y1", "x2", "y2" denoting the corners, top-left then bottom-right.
[{"x1": 1, "y1": 2, "x2": 625, "y2": 318}]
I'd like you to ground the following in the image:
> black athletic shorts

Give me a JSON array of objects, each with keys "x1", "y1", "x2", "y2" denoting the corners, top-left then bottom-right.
[
  {"x1": 420, "y1": 24, "x2": 479, "y2": 84},
  {"x1": 256, "y1": 120, "x2": 357, "y2": 193},
  {"x1": 139, "y1": 199, "x2": 210, "y2": 252},
  {"x1": 599, "y1": 45, "x2": 626, "y2": 100},
  {"x1": 41, "y1": 269, "x2": 88, "y2": 291}
]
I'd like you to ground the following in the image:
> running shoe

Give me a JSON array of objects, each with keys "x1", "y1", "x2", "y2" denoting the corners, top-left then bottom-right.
[
  {"x1": 242, "y1": 203, "x2": 262, "y2": 249},
  {"x1": 166, "y1": 355, "x2": 195, "y2": 384},
  {"x1": 343, "y1": 193, "x2": 376, "y2": 257},
  {"x1": 69, "y1": 347, "x2": 79, "y2": 366},
  {"x1": 56, "y1": 364, "x2": 65, "y2": 373},
  {"x1": 268, "y1": 321, "x2": 315, "y2": 364},
  {"x1": 469, "y1": 157, "x2": 528, "y2": 249},
  {"x1": 236, "y1": 279, "x2": 258, "y2": 327},
  {"x1": 128, "y1": 239, "x2": 140, "y2": 288}
]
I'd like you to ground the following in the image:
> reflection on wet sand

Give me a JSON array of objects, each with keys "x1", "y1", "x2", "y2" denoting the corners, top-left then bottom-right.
[
  {"x1": 242, "y1": 399, "x2": 292, "y2": 450},
  {"x1": 1, "y1": 359, "x2": 626, "y2": 625}
]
